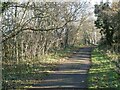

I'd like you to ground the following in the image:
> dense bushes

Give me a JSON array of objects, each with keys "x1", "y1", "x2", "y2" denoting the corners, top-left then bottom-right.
[{"x1": 94, "y1": 1, "x2": 120, "y2": 74}]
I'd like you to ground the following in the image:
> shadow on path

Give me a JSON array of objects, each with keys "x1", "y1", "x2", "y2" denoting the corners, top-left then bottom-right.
[{"x1": 27, "y1": 47, "x2": 93, "y2": 89}]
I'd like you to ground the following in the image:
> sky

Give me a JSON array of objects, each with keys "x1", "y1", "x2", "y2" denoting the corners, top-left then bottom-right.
[
  {"x1": 89, "y1": 0, "x2": 112, "y2": 5},
  {"x1": 1, "y1": 0, "x2": 113, "y2": 4}
]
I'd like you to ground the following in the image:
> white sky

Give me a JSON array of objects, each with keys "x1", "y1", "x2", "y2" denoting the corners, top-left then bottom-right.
[
  {"x1": 1, "y1": 0, "x2": 113, "y2": 4},
  {"x1": 89, "y1": 0, "x2": 112, "y2": 5}
]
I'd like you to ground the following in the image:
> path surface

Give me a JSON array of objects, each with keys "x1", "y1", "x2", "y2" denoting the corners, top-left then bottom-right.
[{"x1": 28, "y1": 47, "x2": 93, "y2": 89}]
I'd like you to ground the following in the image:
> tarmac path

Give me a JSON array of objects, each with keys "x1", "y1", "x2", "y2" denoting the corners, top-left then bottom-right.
[{"x1": 28, "y1": 47, "x2": 93, "y2": 90}]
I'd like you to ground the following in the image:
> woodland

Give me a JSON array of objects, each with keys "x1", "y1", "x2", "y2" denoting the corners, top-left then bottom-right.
[{"x1": 1, "y1": 0, "x2": 120, "y2": 89}]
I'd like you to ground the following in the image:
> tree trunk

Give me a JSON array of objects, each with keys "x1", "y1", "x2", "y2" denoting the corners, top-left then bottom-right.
[{"x1": 64, "y1": 28, "x2": 69, "y2": 49}]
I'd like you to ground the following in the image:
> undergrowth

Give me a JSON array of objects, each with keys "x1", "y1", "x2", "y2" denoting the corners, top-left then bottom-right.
[
  {"x1": 88, "y1": 48, "x2": 120, "y2": 89},
  {"x1": 2, "y1": 46, "x2": 78, "y2": 89}
]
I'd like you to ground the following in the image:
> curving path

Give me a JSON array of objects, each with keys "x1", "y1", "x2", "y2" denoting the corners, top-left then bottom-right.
[{"x1": 28, "y1": 47, "x2": 93, "y2": 90}]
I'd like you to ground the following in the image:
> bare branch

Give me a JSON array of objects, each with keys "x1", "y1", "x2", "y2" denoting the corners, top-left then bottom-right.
[{"x1": 2, "y1": 20, "x2": 73, "y2": 43}]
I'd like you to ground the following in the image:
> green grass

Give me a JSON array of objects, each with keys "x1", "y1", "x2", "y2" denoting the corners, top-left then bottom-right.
[
  {"x1": 2, "y1": 58, "x2": 55, "y2": 89},
  {"x1": 2, "y1": 46, "x2": 78, "y2": 89},
  {"x1": 88, "y1": 48, "x2": 120, "y2": 89}
]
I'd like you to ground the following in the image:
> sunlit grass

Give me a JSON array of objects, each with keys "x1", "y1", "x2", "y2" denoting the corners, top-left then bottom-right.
[
  {"x1": 88, "y1": 48, "x2": 120, "y2": 89},
  {"x1": 2, "y1": 46, "x2": 78, "y2": 89}
]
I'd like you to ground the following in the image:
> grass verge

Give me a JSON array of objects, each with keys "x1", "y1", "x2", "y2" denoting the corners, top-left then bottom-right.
[
  {"x1": 2, "y1": 46, "x2": 78, "y2": 89},
  {"x1": 88, "y1": 48, "x2": 120, "y2": 89}
]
